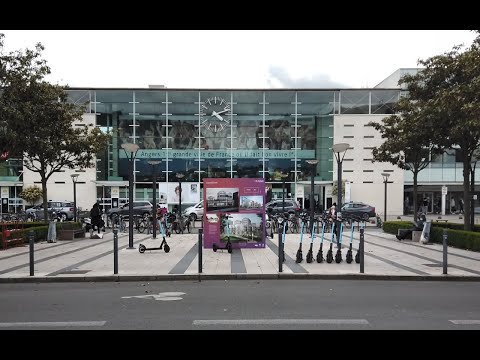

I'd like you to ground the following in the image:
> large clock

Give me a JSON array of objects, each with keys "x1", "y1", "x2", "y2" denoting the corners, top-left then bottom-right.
[{"x1": 200, "y1": 96, "x2": 231, "y2": 133}]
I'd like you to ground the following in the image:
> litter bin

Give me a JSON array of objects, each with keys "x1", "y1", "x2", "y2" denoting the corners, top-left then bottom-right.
[
  {"x1": 397, "y1": 228, "x2": 412, "y2": 240},
  {"x1": 47, "y1": 221, "x2": 57, "y2": 243}
]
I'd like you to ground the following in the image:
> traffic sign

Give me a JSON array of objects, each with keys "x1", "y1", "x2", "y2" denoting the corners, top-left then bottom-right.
[{"x1": 442, "y1": 186, "x2": 448, "y2": 195}]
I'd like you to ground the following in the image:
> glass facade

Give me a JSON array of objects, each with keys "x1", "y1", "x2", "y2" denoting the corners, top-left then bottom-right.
[{"x1": 66, "y1": 88, "x2": 402, "y2": 204}]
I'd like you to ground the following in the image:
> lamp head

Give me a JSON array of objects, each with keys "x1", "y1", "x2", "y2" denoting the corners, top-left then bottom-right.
[
  {"x1": 71, "y1": 173, "x2": 79, "y2": 182},
  {"x1": 176, "y1": 173, "x2": 185, "y2": 180},
  {"x1": 332, "y1": 143, "x2": 349, "y2": 154},
  {"x1": 148, "y1": 160, "x2": 161, "y2": 166},
  {"x1": 306, "y1": 159, "x2": 319, "y2": 165},
  {"x1": 381, "y1": 172, "x2": 390, "y2": 182},
  {"x1": 121, "y1": 143, "x2": 140, "y2": 154}
]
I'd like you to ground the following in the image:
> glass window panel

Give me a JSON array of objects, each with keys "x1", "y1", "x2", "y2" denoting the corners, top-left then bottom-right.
[
  {"x1": 135, "y1": 160, "x2": 167, "y2": 182},
  {"x1": 232, "y1": 91, "x2": 263, "y2": 103},
  {"x1": 371, "y1": 90, "x2": 399, "y2": 114},
  {"x1": 96, "y1": 90, "x2": 133, "y2": 103},
  {"x1": 266, "y1": 159, "x2": 294, "y2": 182},
  {"x1": 169, "y1": 119, "x2": 198, "y2": 150},
  {"x1": 135, "y1": 91, "x2": 166, "y2": 103},
  {"x1": 137, "y1": 119, "x2": 166, "y2": 150},
  {"x1": 265, "y1": 91, "x2": 295, "y2": 103},
  {"x1": 168, "y1": 91, "x2": 199, "y2": 104},
  {"x1": 200, "y1": 159, "x2": 229, "y2": 180},
  {"x1": 169, "y1": 159, "x2": 198, "y2": 182},
  {"x1": 265, "y1": 104, "x2": 295, "y2": 116},
  {"x1": 232, "y1": 119, "x2": 262, "y2": 150},
  {"x1": 233, "y1": 159, "x2": 263, "y2": 178},
  {"x1": 340, "y1": 90, "x2": 369, "y2": 114},
  {"x1": 266, "y1": 117, "x2": 294, "y2": 150},
  {"x1": 297, "y1": 116, "x2": 316, "y2": 150}
]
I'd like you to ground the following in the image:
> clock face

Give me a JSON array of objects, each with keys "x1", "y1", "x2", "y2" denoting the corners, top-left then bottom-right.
[{"x1": 200, "y1": 96, "x2": 231, "y2": 133}]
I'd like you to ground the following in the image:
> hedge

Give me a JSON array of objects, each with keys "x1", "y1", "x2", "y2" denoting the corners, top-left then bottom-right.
[
  {"x1": 383, "y1": 221, "x2": 480, "y2": 252},
  {"x1": 1, "y1": 222, "x2": 83, "y2": 245}
]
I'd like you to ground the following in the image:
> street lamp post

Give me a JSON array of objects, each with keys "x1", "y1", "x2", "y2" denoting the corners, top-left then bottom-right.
[
  {"x1": 381, "y1": 173, "x2": 390, "y2": 223},
  {"x1": 70, "y1": 174, "x2": 79, "y2": 222},
  {"x1": 176, "y1": 173, "x2": 185, "y2": 232},
  {"x1": 332, "y1": 143, "x2": 349, "y2": 248},
  {"x1": 306, "y1": 159, "x2": 319, "y2": 233},
  {"x1": 279, "y1": 173, "x2": 288, "y2": 213},
  {"x1": 148, "y1": 160, "x2": 161, "y2": 239},
  {"x1": 121, "y1": 143, "x2": 139, "y2": 249},
  {"x1": 471, "y1": 159, "x2": 478, "y2": 228}
]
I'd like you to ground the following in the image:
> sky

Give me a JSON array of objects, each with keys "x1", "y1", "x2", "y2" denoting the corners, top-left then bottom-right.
[{"x1": 0, "y1": 30, "x2": 477, "y2": 89}]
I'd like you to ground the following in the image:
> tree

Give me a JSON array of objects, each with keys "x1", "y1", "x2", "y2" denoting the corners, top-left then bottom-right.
[
  {"x1": 368, "y1": 95, "x2": 444, "y2": 221},
  {"x1": 0, "y1": 33, "x2": 111, "y2": 222},
  {"x1": 400, "y1": 32, "x2": 480, "y2": 230},
  {"x1": 19, "y1": 185, "x2": 43, "y2": 206},
  {"x1": 331, "y1": 179, "x2": 346, "y2": 200}
]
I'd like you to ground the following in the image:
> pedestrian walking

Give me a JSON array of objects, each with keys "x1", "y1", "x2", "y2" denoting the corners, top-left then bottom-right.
[{"x1": 90, "y1": 202, "x2": 102, "y2": 234}]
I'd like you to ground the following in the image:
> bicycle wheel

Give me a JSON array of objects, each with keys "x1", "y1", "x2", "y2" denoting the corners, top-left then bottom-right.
[{"x1": 137, "y1": 221, "x2": 145, "y2": 233}]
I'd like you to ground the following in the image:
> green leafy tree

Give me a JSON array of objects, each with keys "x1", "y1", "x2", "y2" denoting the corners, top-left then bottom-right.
[
  {"x1": 0, "y1": 33, "x2": 111, "y2": 221},
  {"x1": 19, "y1": 185, "x2": 43, "y2": 206},
  {"x1": 400, "y1": 32, "x2": 480, "y2": 230},
  {"x1": 368, "y1": 95, "x2": 444, "y2": 221},
  {"x1": 331, "y1": 179, "x2": 346, "y2": 202}
]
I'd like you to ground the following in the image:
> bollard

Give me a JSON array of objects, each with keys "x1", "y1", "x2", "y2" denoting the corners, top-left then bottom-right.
[
  {"x1": 113, "y1": 229, "x2": 118, "y2": 275},
  {"x1": 443, "y1": 228, "x2": 448, "y2": 275},
  {"x1": 360, "y1": 227, "x2": 365, "y2": 274},
  {"x1": 278, "y1": 230, "x2": 283, "y2": 273},
  {"x1": 29, "y1": 230, "x2": 34, "y2": 276},
  {"x1": 198, "y1": 228, "x2": 203, "y2": 274}
]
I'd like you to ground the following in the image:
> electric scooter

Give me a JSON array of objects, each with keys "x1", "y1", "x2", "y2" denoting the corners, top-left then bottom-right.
[
  {"x1": 281, "y1": 213, "x2": 288, "y2": 263},
  {"x1": 326, "y1": 221, "x2": 335, "y2": 263},
  {"x1": 138, "y1": 217, "x2": 170, "y2": 253},
  {"x1": 316, "y1": 222, "x2": 326, "y2": 263},
  {"x1": 335, "y1": 221, "x2": 344, "y2": 263},
  {"x1": 296, "y1": 221, "x2": 305, "y2": 263},
  {"x1": 346, "y1": 220, "x2": 355, "y2": 263},
  {"x1": 355, "y1": 220, "x2": 365, "y2": 263},
  {"x1": 213, "y1": 214, "x2": 232, "y2": 253},
  {"x1": 306, "y1": 221, "x2": 315, "y2": 263}
]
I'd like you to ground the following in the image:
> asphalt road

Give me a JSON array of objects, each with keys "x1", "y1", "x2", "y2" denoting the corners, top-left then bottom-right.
[{"x1": 1, "y1": 280, "x2": 479, "y2": 330}]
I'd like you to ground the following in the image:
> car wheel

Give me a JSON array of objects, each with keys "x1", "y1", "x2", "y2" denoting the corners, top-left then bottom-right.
[
  {"x1": 189, "y1": 213, "x2": 197, "y2": 221},
  {"x1": 362, "y1": 212, "x2": 369, "y2": 221},
  {"x1": 60, "y1": 213, "x2": 68, "y2": 222}
]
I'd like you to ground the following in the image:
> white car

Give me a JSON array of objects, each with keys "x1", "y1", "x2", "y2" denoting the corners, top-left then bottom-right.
[{"x1": 183, "y1": 200, "x2": 204, "y2": 220}]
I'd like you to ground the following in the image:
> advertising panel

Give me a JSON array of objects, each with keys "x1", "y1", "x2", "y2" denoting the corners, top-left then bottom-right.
[
  {"x1": 203, "y1": 178, "x2": 266, "y2": 249},
  {"x1": 158, "y1": 182, "x2": 200, "y2": 205}
]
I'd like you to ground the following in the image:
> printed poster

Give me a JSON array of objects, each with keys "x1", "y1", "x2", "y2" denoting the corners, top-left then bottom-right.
[{"x1": 203, "y1": 178, "x2": 266, "y2": 249}]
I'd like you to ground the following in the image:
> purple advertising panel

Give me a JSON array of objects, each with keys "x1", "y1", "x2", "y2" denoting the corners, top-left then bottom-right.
[{"x1": 203, "y1": 178, "x2": 266, "y2": 249}]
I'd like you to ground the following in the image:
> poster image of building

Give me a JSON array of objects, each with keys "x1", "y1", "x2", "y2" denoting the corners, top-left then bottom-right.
[
  {"x1": 205, "y1": 187, "x2": 239, "y2": 212},
  {"x1": 220, "y1": 213, "x2": 263, "y2": 244},
  {"x1": 239, "y1": 196, "x2": 263, "y2": 210}
]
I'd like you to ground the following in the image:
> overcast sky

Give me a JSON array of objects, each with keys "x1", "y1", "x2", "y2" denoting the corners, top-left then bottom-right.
[{"x1": 0, "y1": 30, "x2": 477, "y2": 89}]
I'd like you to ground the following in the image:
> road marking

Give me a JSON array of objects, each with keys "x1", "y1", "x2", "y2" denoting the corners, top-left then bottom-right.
[
  {"x1": 449, "y1": 320, "x2": 480, "y2": 325},
  {"x1": 193, "y1": 319, "x2": 369, "y2": 326},
  {"x1": 0, "y1": 321, "x2": 106, "y2": 328},
  {"x1": 122, "y1": 292, "x2": 185, "y2": 301}
]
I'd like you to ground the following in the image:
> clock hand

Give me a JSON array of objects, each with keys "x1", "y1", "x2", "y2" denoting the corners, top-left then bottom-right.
[
  {"x1": 211, "y1": 111, "x2": 224, "y2": 121},
  {"x1": 216, "y1": 109, "x2": 229, "y2": 115}
]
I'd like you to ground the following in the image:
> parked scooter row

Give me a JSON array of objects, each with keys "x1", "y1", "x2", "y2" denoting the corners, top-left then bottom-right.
[{"x1": 294, "y1": 217, "x2": 364, "y2": 264}]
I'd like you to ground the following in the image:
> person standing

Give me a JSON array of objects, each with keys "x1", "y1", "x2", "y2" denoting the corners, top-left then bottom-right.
[
  {"x1": 450, "y1": 197, "x2": 456, "y2": 214},
  {"x1": 422, "y1": 196, "x2": 429, "y2": 215},
  {"x1": 459, "y1": 197, "x2": 464, "y2": 214},
  {"x1": 90, "y1": 202, "x2": 101, "y2": 234}
]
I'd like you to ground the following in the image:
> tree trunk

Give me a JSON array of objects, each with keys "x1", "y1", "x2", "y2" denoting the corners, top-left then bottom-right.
[
  {"x1": 41, "y1": 175, "x2": 48, "y2": 223},
  {"x1": 464, "y1": 158, "x2": 471, "y2": 231},
  {"x1": 413, "y1": 170, "x2": 418, "y2": 221}
]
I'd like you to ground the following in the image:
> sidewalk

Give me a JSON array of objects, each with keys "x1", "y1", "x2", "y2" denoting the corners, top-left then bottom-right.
[{"x1": 1, "y1": 225, "x2": 479, "y2": 283}]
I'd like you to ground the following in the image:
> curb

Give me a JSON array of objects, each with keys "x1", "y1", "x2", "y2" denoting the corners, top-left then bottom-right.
[{"x1": 1, "y1": 273, "x2": 479, "y2": 283}]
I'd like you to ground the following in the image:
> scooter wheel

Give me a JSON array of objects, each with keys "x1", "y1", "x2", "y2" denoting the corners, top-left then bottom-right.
[
  {"x1": 227, "y1": 243, "x2": 232, "y2": 254},
  {"x1": 355, "y1": 252, "x2": 360, "y2": 263},
  {"x1": 163, "y1": 244, "x2": 170, "y2": 253},
  {"x1": 346, "y1": 252, "x2": 353, "y2": 264},
  {"x1": 326, "y1": 251, "x2": 333, "y2": 263},
  {"x1": 213, "y1": 244, "x2": 218, "y2": 252},
  {"x1": 139, "y1": 244, "x2": 146, "y2": 254},
  {"x1": 316, "y1": 252, "x2": 323, "y2": 263},
  {"x1": 335, "y1": 251, "x2": 342, "y2": 263}
]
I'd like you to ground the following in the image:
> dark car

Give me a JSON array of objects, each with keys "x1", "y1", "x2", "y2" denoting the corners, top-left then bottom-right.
[
  {"x1": 266, "y1": 199, "x2": 301, "y2": 215},
  {"x1": 340, "y1": 201, "x2": 376, "y2": 221},
  {"x1": 106, "y1": 201, "x2": 153, "y2": 220}
]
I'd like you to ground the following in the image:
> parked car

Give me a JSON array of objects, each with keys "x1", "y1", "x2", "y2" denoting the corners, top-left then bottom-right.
[
  {"x1": 106, "y1": 201, "x2": 153, "y2": 220},
  {"x1": 266, "y1": 199, "x2": 301, "y2": 215},
  {"x1": 340, "y1": 201, "x2": 376, "y2": 220},
  {"x1": 183, "y1": 200, "x2": 204, "y2": 220},
  {"x1": 26, "y1": 200, "x2": 77, "y2": 221}
]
